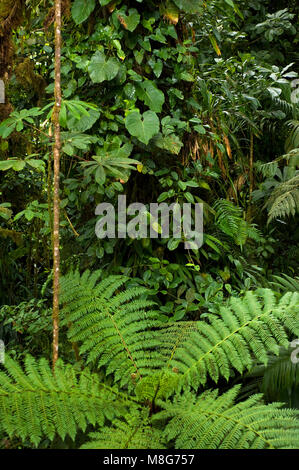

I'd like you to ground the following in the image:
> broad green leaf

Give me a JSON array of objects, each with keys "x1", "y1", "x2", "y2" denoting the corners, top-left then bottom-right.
[
  {"x1": 88, "y1": 51, "x2": 120, "y2": 83},
  {"x1": 67, "y1": 108, "x2": 100, "y2": 132},
  {"x1": 117, "y1": 9, "x2": 140, "y2": 32},
  {"x1": 0, "y1": 159, "x2": 25, "y2": 171},
  {"x1": 0, "y1": 160, "x2": 14, "y2": 171},
  {"x1": 12, "y1": 160, "x2": 26, "y2": 171},
  {"x1": 26, "y1": 160, "x2": 45, "y2": 170},
  {"x1": 194, "y1": 124, "x2": 206, "y2": 134},
  {"x1": 138, "y1": 81, "x2": 165, "y2": 113},
  {"x1": 95, "y1": 166, "x2": 106, "y2": 185},
  {"x1": 125, "y1": 111, "x2": 159, "y2": 145},
  {"x1": 72, "y1": 0, "x2": 96, "y2": 25},
  {"x1": 97, "y1": 142, "x2": 133, "y2": 159},
  {"x1": 173, "y1": 0, "x2": 202, "y2": 13},
  {"x1": 153, "y1": 60, "x2": 163, "y2": 78},
  {"x1": 153, "y1": 133, "x2": 183, "y2": 154},
  {"x1": 0, "y1": 122, "x2": 15, "y2": 139}
]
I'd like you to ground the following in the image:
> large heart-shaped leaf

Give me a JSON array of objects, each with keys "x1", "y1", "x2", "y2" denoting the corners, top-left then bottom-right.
[
  {"x1": 137, "y1": 81, "x2": 165, "y2": 113},
  {"x1": 88, "y1": 51, "x2": 120, "y2": 83},
  {"x1": 125, "y1": 111, "x2": 160, "y2": 145},
  {"x1": 117, "y1": 8, "x2": 140, "y2": 32},
  {"x1": 71, "y1": 0, "x2": 96, "y2": 25}
]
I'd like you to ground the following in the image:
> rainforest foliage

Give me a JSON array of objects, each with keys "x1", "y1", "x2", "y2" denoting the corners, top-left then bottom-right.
[{"x1": 0, "y1": 0, "x2": 299, "y2": 449}]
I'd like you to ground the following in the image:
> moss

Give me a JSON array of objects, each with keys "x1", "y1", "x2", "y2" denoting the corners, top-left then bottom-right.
[
  {"x1": 15, "y1": 58, "x2": 46, "y2": 96},
  {"x1": 0, "y1": 0, "x2": 23, "y2": 35},
  {"x1": 0, "y1": 0, "x2": 23, "y2": 78}
]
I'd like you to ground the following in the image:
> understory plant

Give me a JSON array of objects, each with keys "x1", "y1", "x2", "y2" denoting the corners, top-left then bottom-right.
[{"x1": 0, "y1": 270, "x2": 299, "y2": 449}]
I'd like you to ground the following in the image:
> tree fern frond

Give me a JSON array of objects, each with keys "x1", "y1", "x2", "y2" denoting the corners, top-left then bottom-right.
[
  {"x1": 213, "y1": 199, "x2": 244, "y2": 240},
  {"x1": 264, "y1": 173, "x2": 299, "y2": 223},
  {"x1": 166, "y1": 290, "x2": 299, "y2": 389},
  {"x1": 155, "y1": 386, "x2": 299, "y2": 449},
  {"x1": 60, "y1": 271, "x2": 163, "y2": 387},
  {"x1": 213, "y1": 199, "x2": 259, "y2": 245},
  {"x1": 81, "y1": 410, "x2": 165, "y2": 449},
  {"x1": 0, "y1": 355, "x2": 135, "y2": 446},
  {"x1": 63, "y1": 271, "x2": 299, "y2": 394}
]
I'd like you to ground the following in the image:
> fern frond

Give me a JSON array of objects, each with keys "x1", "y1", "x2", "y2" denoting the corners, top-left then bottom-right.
[
  {"x1": 155, "y1": 386, "x2": 299, "y2": 449},
  {"x1": 81, "y1": 410, "x2": 165, "y2": 449},
  {"x1": 213, "y1": 199, "x2": 244, "y2": 240},
  {"x1": 270, "y1": 273, "x2": 299, "y2": 293},
  {"x1": 60, "y1": 271, "x2": 163, "y2": 387},
  {"x1": 264, "y1": 173, "x2": 299, "y2": 222},
  {"x1": 0, "y1": 355, "x2": 135, "y2": 446},
  {"x1": 166, "y1": 290, "x2": 299, "y2": 389},
  {"x1": 64, "y1": 271, "x2": 299, "y2": 393},
  {"x1": 285, "y1": 120, "x2": 299, "y2": 151},
  {"x1": 213, "y1": 199, "x2": 259, "y2": 245}
]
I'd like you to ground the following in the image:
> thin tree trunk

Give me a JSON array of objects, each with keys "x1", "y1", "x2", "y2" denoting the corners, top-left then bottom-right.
[
  {"x1": 247, "y1": 132, "x2": 254, "y2": 221},
  {"x1": 52, "y1": 0, "x2": 62, "y2": 370},
  {"x1": 249, "y1": 132, "x2": 254, "y2": 200}
]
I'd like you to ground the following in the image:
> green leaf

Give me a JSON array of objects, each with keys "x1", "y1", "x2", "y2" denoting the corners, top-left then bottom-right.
[
  {"x1": 0, "y1": 159, "x2": 25, "y2": 171},
  {"x1": 117, "y1": 9, "x2": 140, "y2": 32},
  {"x1": 194, "y1": 124, "x2": 206, "y2": 134},
  {"x1": 59, "y1": 102, "x2": 67, "y2": 127},
  {"x1": 88, "y1": 51, "x2": 120, "y2": 83},
  {"x1": 173, "y1": 0, "x2": 202, "y2": 13},
  {"x1": 167, "y1": 238, "x2": 181, "y2": 250},
  {"x1": 157, "y1": 192, "x2": 169, "y2": 203},
  {"x1": 125, "y1": 111, "x2": 159, "y2": 145},
  {"x1": 12, "y1": 160, "x2": 25, "y2": 171},
  {"x1": 138, "y1": 81, "x2": 165, "y2": 113},
  {"x1": 26, "y1": 160, "x2": 45, "y2": 170},
  {"x1": 67, "y1": 108, "x2": 100, "y2": 132},
  {"x1": 72, "y1": 0, "x2": 96, "y2": 25},
  {"x1": 224, "y1": 0, "x2": 235, "y2": 7},
  {"x1": 184, "y1": 192, "x2": 194, "y2": 203},
  {"x1": 95, "y1": 166, "x2": 106, "y2": 185},
  {"x1": 0, "y1": 160, "x2": 14, "y2": 171},
  {"x1": 153, "y1": 60, "x2": 163, "y2": 78},
  {"x1": 153, "y1": 133, "x2": 183, "y2": 154}
]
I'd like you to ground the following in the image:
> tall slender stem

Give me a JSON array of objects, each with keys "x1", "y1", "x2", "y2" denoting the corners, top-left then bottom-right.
[
  {"x1": 52, "y1": 0, "x2": 62, "y2": 370},
  {"x1": 249, "y1": 133, "x2": 254, "y2": 204}
]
